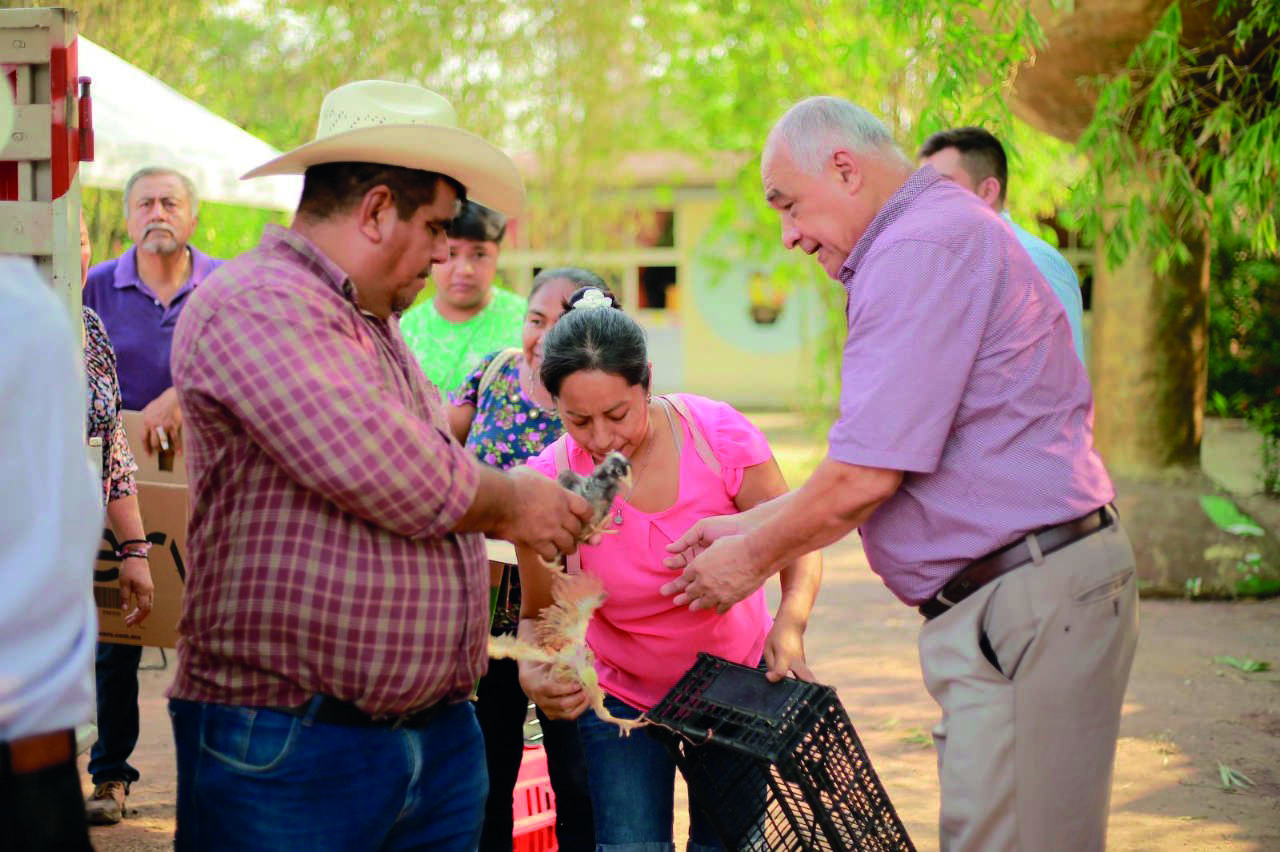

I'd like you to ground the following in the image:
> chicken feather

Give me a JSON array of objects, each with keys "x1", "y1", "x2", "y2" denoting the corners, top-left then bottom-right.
[{"x1": 488, "y1": 572, "x2": 648, "y2": 734}]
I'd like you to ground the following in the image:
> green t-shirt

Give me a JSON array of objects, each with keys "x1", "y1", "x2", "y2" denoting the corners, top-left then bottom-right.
[{"x1": 399, "y1": 287, "x2": 526, "y2": 393}]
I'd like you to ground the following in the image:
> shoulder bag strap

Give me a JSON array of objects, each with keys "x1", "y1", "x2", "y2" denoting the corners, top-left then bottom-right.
[
  {"x1": 659, "y1": 394, "x2": 721, "y2": 476},
  {"x1": 477, "y1": 348, "x2": 522, "y2": 399}
]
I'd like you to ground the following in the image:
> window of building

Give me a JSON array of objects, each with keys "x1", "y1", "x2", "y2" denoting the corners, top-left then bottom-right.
[
  {"x1": 635, "y1": 209, "x2": 675, "y2": 249},
  {"x1": 638, "y1": 266, "x2": 677, "y2": 310}
]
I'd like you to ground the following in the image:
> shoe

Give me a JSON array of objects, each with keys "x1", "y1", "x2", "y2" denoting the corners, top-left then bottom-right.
[{"x1": 86, "y1": 780, "x2": 127, "y2": 825}]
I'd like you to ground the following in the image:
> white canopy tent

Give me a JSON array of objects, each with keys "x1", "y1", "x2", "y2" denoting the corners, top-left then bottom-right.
[{"x1": 77, "y1": 37, "x2": 302, "y2": 212}]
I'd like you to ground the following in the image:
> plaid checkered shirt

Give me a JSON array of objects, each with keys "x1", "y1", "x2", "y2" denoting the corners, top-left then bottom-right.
[{"x1": 168, "y1": 224, "x2": 487, "y2": 716}]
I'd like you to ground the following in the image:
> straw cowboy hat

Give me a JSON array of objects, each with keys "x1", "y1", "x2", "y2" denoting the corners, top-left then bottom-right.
[{"x1": 243, "y1": 80, "x2": 525, "y2": 216}]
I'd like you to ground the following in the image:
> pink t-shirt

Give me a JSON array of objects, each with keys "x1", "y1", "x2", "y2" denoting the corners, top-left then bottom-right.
[{"x1": 526, "y1": 393, "x2": 773, "y2": 711}]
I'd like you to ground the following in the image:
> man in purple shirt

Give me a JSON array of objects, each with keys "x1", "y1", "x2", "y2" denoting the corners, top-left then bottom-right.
[
  {"x1": 80, "y1": 166, "x2": 221, "y2": 825},
  {"x1": 664, "y1": 97, "x2": 1138, "y2": 851},
  {"x1": 83, "y1": 167, "x2": 223, "y2": 453}
]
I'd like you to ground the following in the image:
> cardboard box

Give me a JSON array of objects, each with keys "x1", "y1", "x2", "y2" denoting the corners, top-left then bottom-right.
[{"x1": 93, "y1": 411, "x2": 187, "y2": 647}]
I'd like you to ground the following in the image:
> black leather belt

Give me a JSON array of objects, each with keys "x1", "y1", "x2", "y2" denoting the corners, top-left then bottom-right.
[
  {"x1": 919, "y1": 505, "x2": 1116, "y2": 620},
  {"x1": 271, "y1": 695, "x2": 449, "y2": 730}
]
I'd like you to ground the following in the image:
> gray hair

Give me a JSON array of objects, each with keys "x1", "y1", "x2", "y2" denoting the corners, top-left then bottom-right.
[
  {"x1": 766, "y1": 96, "x2": 908, "y2": 173},
  {"x1": 123, "y1": 167, "x2": 199, "y2": 216}
]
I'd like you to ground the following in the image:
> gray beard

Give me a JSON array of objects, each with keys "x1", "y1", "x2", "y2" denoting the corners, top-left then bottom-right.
[
  {"x1": 140, "y1": 225, "x2": 183, "y2": 252},
  {"x1": 141, "y1": 235, "x2": 182, "y2": 255}
]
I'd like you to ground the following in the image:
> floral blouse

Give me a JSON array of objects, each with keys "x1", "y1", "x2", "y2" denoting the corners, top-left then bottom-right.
[
  {"x1": 83, "y1": 307, "x2": 137, "y2": 505},
  {"x1": 449, "y1": 350, "x2": 563, "y2": 472},
  {"x1": 449, "y1": 349, "x2": 563, "y2": 633}
]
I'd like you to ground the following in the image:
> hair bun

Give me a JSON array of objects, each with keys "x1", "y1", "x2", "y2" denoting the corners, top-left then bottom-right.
[{"x1": 571, "y1": 288, "x2": 614, "y2": 311}]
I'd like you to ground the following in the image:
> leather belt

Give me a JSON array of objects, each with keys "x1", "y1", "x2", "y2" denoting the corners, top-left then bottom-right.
[
  {"x1": 919, "y1": 505, "x2": 1115, "y2": 621},
  {"x1": 0, "y1": 729, "x2": 75, "y2": 778},
  {"x1": 270, "y1": 695, "x2": 448, "y2": 730}
]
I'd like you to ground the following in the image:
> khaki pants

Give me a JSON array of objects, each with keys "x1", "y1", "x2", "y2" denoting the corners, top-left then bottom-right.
[{"x1": 919, "y1": 519, "x2": 1139, "y2": 852}]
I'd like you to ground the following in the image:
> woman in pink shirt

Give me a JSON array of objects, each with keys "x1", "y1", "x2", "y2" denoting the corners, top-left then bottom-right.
[{"x1": 516, "y1": 287, "x2": 821, "y2": 851}]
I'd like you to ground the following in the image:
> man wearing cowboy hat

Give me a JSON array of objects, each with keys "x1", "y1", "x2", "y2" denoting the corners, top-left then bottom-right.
[{"x1": 167, "y1": 80, "x2": 597, "y2": 851}]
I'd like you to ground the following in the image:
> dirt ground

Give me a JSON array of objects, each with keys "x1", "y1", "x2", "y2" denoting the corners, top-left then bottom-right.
[
  {"x1": 80, "y1": 413, "x2": 1279, "y2": 850},
  {"x1": 80, "y1": 532, "x2": 1280, "y2": 851}
]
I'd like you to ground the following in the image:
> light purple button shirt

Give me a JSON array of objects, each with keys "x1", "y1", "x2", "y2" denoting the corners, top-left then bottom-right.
[{"x1": 830, "y1": 166, "x2": 1114, "y2": 605}]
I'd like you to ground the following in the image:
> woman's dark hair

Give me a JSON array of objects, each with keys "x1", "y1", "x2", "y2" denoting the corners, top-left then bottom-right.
[
  {"x1": 540, "y1": 286, "x2": 648, "y2": 397},
  {"x1": 446, "y1": 200, "x2": 507, "y2": 243},
  {"x1": 529, "y1": 266, "x2": 611, "y2": 301}
]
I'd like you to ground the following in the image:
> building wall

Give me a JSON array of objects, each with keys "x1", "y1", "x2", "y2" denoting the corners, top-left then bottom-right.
[
  {"x1": 672, "y1": 198, "x2": 822, "y2": 408},
  {"x1": 499, "y1": 191, "x2": 825, "y2": 410}
]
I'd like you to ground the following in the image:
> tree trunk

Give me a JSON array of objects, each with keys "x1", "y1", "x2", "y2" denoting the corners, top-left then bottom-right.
[{"x1": 1091, "y1": 192, "x2": 1210, "y2": 475}]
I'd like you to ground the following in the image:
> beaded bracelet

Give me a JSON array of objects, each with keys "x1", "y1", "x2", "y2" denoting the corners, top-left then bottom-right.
[{"x1": 115, "y1": 538, "x2": 151, "y2": 559}]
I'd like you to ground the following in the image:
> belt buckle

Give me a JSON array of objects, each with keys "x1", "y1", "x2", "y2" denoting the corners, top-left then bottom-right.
[{"x1": 933, "y1": 588, "x2": 959, "y2": 609}]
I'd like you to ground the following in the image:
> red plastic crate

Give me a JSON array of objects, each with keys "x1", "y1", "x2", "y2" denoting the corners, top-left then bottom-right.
[
  {"x1": 513, "y1": 824, "x2": 556, "y2": 852},
  {"x1": 513, "y1": 745, "x2": 557, "y2": 852}
]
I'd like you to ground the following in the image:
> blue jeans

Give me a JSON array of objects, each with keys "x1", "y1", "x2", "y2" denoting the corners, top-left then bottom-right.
[
  {"x1": 88, "y1": 641, "x2": 143, "y2": 785},
  {"x1": 577, "y1": 694, "x2": 724, "y2": 852},
  {"x1": 169, "y1": 697, "x2": 487, "y2": 852}
]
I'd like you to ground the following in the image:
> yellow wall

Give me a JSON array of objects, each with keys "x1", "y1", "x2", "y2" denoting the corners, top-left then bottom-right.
[{"x1": 672, "y1": 198, "x2": 819, "y2": 408}]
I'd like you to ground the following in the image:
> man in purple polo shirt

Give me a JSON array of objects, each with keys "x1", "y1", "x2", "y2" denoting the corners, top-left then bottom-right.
[
  {"x1": 663, "y1": 96, "x2": 1138, "y2": 851},
  {"x1": 84, "y1": 167, "x2": 222, "y2": 454},
  {"x1": 81, "y1": 166, "x2": 222, "y2": 825}
]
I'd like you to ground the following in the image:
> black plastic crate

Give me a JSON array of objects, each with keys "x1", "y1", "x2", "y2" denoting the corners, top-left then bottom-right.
[{"x1": 647, "y1": 653, "x2": 914, "y2": 851}]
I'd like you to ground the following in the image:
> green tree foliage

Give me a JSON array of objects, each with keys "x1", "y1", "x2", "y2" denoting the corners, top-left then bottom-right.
[
  {"x1": 1208, "y1": 230, "x2": 1280, "y2": 493},
  {"x1": 1070, "y1": 0, "x2": 1279, "y2": 272},
  {"x1": 638, "y1": 0, "x2": 1066, "y2": 409},
  {"x1": 82, "y1": 186, "x2": 285, "y2": 264},
  {"x1": 1209, "y1": 234, "x2": 1280, "y2": 416},
  {"x1": 1064, "y1": 0, "x2": 1278, "y2": 477},
  {"x1": 64, "y1": 0, "x2": 1070, "y2": 244},
  {"x1": 45, "y1": 0, "x2": 1073, "y2": 410},
  {"x1": 29, "y1": 0, "x2": 1274, "y2": 424}
]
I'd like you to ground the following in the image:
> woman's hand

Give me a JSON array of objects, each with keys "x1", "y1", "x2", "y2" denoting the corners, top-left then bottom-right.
[
  {"x1": 120, "y1": 556, "x2": 155, "y2": 626},
  {"x1": 763, "y1": 616, "x2": 815, "y2": 683},
  {"x1": 518, "y1": 661, "x2": 591, "y2": 720}
]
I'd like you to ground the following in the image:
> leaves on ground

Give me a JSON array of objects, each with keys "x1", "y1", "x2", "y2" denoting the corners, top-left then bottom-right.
[
  {"x1": 1212, "y1": 656, "x2": 1272, "y2": 673},
  {"x1": 1218, "y1": 763, "x2": 1255, "y2": 791},
  {"x1": 1198, "y1": 495, "x2": 1265, "y2": 536},
  {"x1": 900, "y1": 728, "x2": 932, "y2": 749}
]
